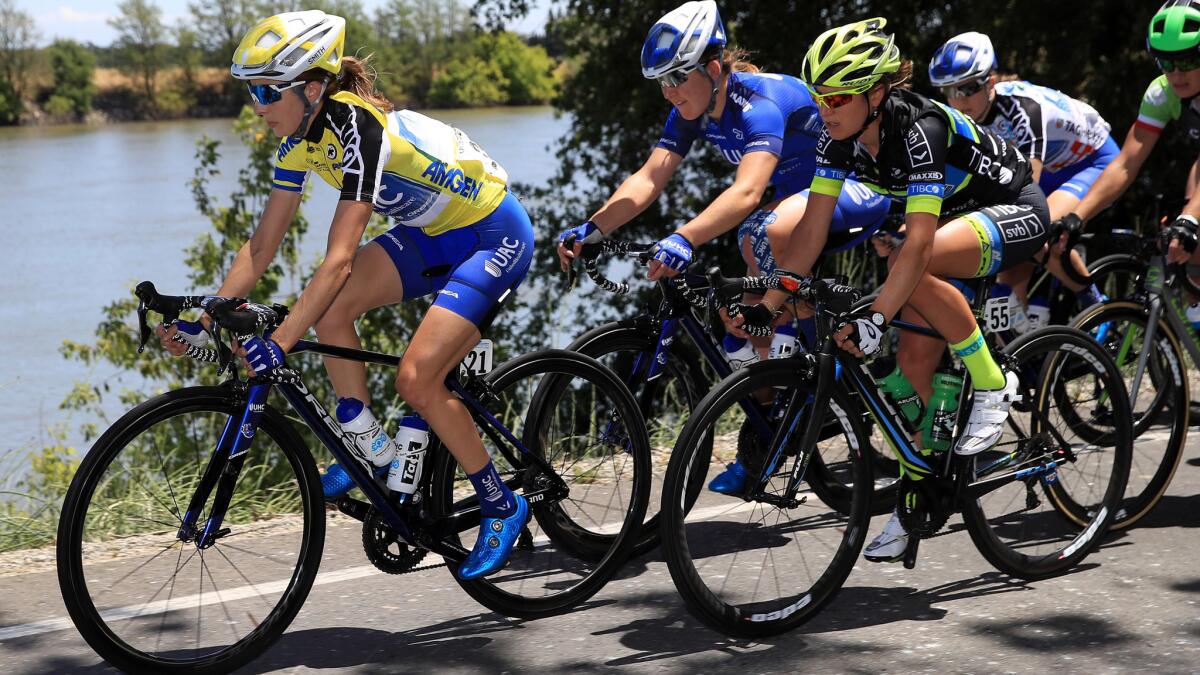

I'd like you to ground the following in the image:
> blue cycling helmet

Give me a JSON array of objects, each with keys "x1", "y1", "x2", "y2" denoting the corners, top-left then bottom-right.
[
  {"x1": 641, "y1": 1, "x2": 727, "y2": 81},
  {"x1": 929, "y1": 31, "x2": 996, "y2": 87}
]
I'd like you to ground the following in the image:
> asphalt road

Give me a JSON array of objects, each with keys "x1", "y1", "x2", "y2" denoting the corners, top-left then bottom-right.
[{"x1": 3, "y1": 442, "x2": 1199, "y2": 674}]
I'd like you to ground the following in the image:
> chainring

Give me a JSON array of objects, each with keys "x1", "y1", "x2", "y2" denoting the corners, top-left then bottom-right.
[
  {"x1": 897, "y1": 478, "x2": 950, "y2": 538},
  {"x1": 362, "y1": 507, "x2": 428, "y2": 574}
]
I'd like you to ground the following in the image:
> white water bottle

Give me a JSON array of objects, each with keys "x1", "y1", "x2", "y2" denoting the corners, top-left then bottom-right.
[
  {"x1": 388, "y1": 414, "x2": 430, "y2": 494},
  {"x1": 769, "y1": 324, "x2": 799, "y2": 360},
  {"x1": 723, "y1": 334, "x2": 760, "y2": 370},
  {"x1": 336, "y1": 398, "x2": 397, "y2": 467}
]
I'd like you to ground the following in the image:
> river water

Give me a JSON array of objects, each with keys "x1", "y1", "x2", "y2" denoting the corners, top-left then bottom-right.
[{"x1": 0, "y1": 106, "x2": 571, "y2": 473}]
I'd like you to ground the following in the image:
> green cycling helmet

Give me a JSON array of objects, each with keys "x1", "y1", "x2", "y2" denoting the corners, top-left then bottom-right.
[
  {"x1": 1148, "y1": 0, "x2": 1200, "y2": 57},
  {"x1": 802, "y1": 17, "x2": 902, "y2": 94}
]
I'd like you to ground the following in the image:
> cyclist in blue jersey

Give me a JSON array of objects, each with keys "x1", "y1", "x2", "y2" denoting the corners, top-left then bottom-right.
[
  {"x1": 555, "y1": 0, "x2": 890, "y2": 493},
  {"x1": 929, "y1": 32, "x2": 1113, "y2": 321},
  {"x1": 156, "y1": 11, "x2": 534, "y2": 580}
]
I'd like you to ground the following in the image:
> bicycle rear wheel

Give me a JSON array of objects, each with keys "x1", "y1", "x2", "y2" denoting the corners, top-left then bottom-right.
[
  {"x1": 963, "y1": 327, "x2": 1131, "y2": 579},
  {"x1": 1071, "y1": 301, "x2": 1188, "y2": 529},
  {"x1": 430, "y1": 349, "x2": 650, "y2": 618},
  {"x1": 56, "y1": 386, "x2": 325, "y2": 674},
  {"x1": 660, "y1": 359, "x2": 871, "y2": 637}
]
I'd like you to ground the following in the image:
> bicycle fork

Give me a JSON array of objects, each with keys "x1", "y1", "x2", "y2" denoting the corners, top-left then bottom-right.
[{"x1": 177, "y1": 383, "x2": 271, "y2": 549}]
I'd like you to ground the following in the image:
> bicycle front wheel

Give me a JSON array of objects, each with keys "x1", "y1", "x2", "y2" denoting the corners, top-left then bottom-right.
[
  {"x1": 431, "y1": 349, "x2": 650, "y2": 618},
  {"x1": 1071, "y1": 300, "x2": 1188, "y2": 529},
  {"x1": 963, "y1": 327, "x2": 1131, "y2": 579},
  {"x1": 660, "y1": 359, "x2": 872, "y2": 638},
  {"x1": 56, "y1": 386, "x2": 325, "y2": 674}
]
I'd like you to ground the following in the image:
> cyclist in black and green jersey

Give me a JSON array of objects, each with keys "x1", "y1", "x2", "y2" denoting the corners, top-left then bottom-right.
[
  {"x1": 735, "y1": 18, "x2": 1048, "y2": 562},
  {"x1": 1061, "y1": 0, "x2": 1200, "y2": 276}
]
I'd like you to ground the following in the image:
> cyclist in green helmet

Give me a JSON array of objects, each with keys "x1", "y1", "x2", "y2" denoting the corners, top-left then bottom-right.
[
  {"x1": 1060, "y1": 0, "x2": 1200, "y2": 276},
  {"x1": 735, "y1": 17, "x2": 1047, "y2": 562}
]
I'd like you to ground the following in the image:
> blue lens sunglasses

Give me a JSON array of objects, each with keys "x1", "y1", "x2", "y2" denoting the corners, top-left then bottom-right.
[{"x1": 246, "y1": 80, "x2": 307, "y2": 106}]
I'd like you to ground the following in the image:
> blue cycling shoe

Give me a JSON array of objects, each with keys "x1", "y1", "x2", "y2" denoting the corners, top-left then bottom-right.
[
  {"x1": 320, "y1": 462, "x2": 387, "y2": 500},
  {"x1": 708, "y1": 459, "x2": 747, "y2": 495},
  {"x1": 458, "y1": 494, "x2": 530, "y2": 580}
]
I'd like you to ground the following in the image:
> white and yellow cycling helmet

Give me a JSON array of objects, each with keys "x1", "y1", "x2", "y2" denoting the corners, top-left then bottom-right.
[{"x1": 231, "y1": 10, "x2": 345, "y2": 82}]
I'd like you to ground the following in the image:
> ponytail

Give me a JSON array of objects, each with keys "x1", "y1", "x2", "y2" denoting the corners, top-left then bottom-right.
[{"x1": 303, "y1": 54, "x2": 394, "y2": 113}]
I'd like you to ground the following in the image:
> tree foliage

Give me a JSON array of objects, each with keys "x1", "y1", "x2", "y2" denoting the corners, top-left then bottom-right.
[
  {"x1": 47, "y1": 40, "x2": 96, "y2": 117},
  {"x1": 0, "y1": 0, "x2": 38, "y2": 99},
  {"x1": 109, "y1": 0, "x2": 169, "y2": 105}
]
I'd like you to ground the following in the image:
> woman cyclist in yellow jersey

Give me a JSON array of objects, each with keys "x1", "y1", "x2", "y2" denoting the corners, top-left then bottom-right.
[
  {"x1": 738, "y1": 18, "x2": 1046, "y2": 562},
  {"x1": 1060, "y1": 0, "x2": 1200, "y2": 280},
  {"x1": 156, "y1": 11, "x2": 534, "y2": 580}
]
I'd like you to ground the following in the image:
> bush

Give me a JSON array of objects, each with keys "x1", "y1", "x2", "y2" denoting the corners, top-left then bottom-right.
[
  {"x1": 0, "y1": 78, "x2": 20, "y2": 125},
  {"x1": 47, "y1": 39, "x2": 95, "y2": 117},
  {"x1": 479, "y1": 32, "x2": 557, "y2": 105},
  {"x1": 155, "y1": 89, "x2": 191, "y2": 117},
  {"x1": 427, "y1": 57, "x2": 508, "y2": 107},
  {"x1": 44, "y1": 94, "x2": 74, "y2": 116}
]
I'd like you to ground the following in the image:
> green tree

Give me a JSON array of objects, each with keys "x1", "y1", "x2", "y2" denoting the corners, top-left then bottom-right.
[
  {"x1": 0, "y1": 0, "x2": 38, "y2": 99},
  {"x1": 373, "y1": 0, "x2": 474, "y2": 104},
  {"x1": 0, "y1": 76, "x2": 19, "y2": 124},
  {"x1": 109, "y1": 0, "x2": 168, "y2": 105},
  {"x1": 173, "y1": 23, "x2": 203, "y2": 100},
  {"x1": 428, "y1": 56, "x2": 508, "y2": 107},
  {"x1": 47, "y1": 40, "x2": 96, "y2": 117},
  {"x1": 187, "y1": 0, "x2": 266, "y2": 66},
  {"x1": 478, "y1": 31, "x2": 556, "y2": 104}
]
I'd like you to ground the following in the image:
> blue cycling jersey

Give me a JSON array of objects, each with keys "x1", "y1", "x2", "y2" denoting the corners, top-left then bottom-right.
[{"x1": 656, "y1": 71, "x2": 825, "y2": 196}]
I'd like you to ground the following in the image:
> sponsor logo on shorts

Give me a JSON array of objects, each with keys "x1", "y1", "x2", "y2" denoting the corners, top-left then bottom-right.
[
  {"x1": 483, "y1": 237, "x2": 526, "y2": 278},
  {"x1": 439, "y1": 289, "x2": 460, "y2": 299}
]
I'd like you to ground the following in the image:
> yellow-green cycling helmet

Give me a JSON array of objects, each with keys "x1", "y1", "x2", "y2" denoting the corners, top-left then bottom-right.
[
  {"x1": 802, "y1": 17, "x2": 901, "y2": 94},
  {"x1": 1148, "y1": 0, "x2": 1200, "y2": 57}
]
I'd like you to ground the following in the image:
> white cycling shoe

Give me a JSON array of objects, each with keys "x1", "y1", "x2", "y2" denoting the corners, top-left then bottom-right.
[
  {"x1": 863, "y1": 510, "x2": 909, "y2": 563},
  {"x1": 954, "y1": 370, "x2": 1021, "y2": 456}
]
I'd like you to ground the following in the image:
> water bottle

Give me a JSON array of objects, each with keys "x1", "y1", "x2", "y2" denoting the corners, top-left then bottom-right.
[
  {"x1": 723, "y1": 334, "x2": 760, "y2": 370},
  {"x1": 1188, "y1": 303, "x2": 1200, "y2": 332},
  {"x1": 336, "y1": 398, "x2": 397, "y2": 467},
  {"x1": 920, "y1": 372, "x2": 964, "y2": 454},
  {"x1": 769, "y1": 324, "x2": 799, "y2": 360},
  {"x1": 1026, "y1": 296, "x2": 1050, "y2": 331},
  {"x1": 388, "y1": 414, "x2": 430, "y2": 495},
  {"x1": 876, "y1": 365, "x2": 924, "y2": 433}
]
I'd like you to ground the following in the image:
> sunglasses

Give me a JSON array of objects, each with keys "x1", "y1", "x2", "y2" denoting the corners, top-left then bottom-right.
[
  {"x1": 1157, "y1": 56, "x2": 1200, "y2": 73},
  {"x1": 939, "y1": 78, "x2": 988, "y2": 99},
  {"x1": 246, "y1": 80, "x2": 306, "y2": 106},
  {"x1": 655, "y1": 66, "x2": 697, "y2": 88}
]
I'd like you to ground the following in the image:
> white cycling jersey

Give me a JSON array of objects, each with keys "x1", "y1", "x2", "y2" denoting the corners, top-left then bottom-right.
[{"x1": 980, "y1": 81, "x2": 1112, "y2": 174}]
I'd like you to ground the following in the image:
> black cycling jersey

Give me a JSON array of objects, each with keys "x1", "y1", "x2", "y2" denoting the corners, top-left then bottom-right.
[{"x1": 810, "y1": 88, "x2": 1032, "y2": 219}]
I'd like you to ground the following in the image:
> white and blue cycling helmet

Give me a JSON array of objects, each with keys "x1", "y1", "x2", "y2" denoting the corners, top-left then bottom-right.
[
  {"x1": 641, "y1": 1, "x2": 727, "y2": 82},
  {"x1": 928, "y1": 31, "x2": 996, "y2": 87}
]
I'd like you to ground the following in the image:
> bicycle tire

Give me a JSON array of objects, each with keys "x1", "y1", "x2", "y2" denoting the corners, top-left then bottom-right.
[
  {"x1": 962, "y1": 327, "x2": 1131, "y2": 579},
  {"x1": 560, "y1": 320, "x2": 710, "y2": 557},
  {"x1": 660, "y1": 359, "x2": 871, "y2": 637},
  {"x1": 430, "y1": 349, "x2": 651, "y2": 619},
  {"x1": 57, "y1": 386, "x2": 325, "y2": 674},
  {"x1": 1070, "y1": 300, "x2": 1188, "y2": 529},
  {"x1": 1088, "y1": 254, "x2": 1146, "y2": 301}
]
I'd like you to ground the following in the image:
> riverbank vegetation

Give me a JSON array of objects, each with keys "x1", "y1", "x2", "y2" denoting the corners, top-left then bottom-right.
[{"x1": 0, "y1": 0, "x2": 563, "y2": 126}]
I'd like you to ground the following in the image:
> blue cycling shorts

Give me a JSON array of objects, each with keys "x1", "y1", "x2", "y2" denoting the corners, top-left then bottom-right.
[
  {"x1": 737, "y1": 177, "x2": 889, "y2": 275},
  {"x1": 1039, "y1": 135, "x2": 1119, "y2": 200},
  {"x1": 373, "y1": 191, "x2": 534, "y2": 327}
]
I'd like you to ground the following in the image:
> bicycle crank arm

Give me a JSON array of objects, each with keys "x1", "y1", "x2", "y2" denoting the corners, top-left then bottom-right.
[{"x1": 903, "y1": 533, "x2": 920, "y2": 570}]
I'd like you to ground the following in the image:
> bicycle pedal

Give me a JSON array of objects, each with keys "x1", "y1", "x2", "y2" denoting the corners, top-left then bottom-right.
[{"x1": 517, "y1": 526, "x2": 534, "y2": 551}]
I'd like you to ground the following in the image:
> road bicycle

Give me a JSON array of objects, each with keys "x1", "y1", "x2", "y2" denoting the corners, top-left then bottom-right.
[
  {"x1": 56, "y1": 282, "x2": 651, "y2": 673},
  {"x1": 1070, "y1": 232, "x2": 1198, "y2": 528},
  {"x1": 659, "y1": 268, "x2": 1132, "y2": 637},
  {"x1": 555, "y1": 239, "x2": 900, "y2": 556}
]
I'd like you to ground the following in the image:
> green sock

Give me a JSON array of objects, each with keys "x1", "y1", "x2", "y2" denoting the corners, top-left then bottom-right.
[{"x1": 949, "y1": 326, "x2": 1005, "y2": 390}]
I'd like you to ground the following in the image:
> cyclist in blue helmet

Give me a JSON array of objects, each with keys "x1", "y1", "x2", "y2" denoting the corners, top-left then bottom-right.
[
  {"x1": 556, "y1": 1, "x2": 891, "y2": 494},
  {"x1": 929, "y1": 32, "x2": 1115, "y2": 322}
]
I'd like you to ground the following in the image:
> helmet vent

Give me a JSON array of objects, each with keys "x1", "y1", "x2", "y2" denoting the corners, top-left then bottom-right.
[
  {"x1": 1186, "y1": 17, "x2": 1200, "y2": 33},
  {"x1": 1154, "y1": 18, "x2": 1166, "y2": 34},
  {"x1": 255, "y1": 31, "x2": 281, "y2": 49}
]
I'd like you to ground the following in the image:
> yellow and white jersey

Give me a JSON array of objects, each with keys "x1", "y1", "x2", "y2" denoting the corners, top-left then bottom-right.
[{"x1": 272, "y1": 91, "x2": 509, "y2": 235}]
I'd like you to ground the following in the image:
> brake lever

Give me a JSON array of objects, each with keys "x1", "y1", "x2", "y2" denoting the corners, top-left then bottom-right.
[{"x1": 136, "y1": 302, "x2": 151, "y2": 354}]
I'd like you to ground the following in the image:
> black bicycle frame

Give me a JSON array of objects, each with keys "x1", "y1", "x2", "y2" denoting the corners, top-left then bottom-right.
[{"x1": 178, "y1": 339, "x2": 566, "y2": 562}]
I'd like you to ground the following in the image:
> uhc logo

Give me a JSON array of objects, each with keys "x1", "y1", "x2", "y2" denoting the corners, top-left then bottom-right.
[
  {"x1": 483, "y1": 237, "x2": 524, "y2": 278},
  {"x1": 421, "y1": 160, "x2": 483, "y2": 200}
]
